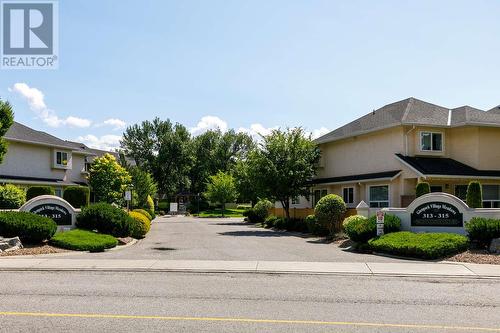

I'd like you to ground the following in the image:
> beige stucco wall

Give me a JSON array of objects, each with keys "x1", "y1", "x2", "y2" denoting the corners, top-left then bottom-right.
[
  {"x1": 67, "y1": 153, "x2": 88, "y2": 184},
  {"x1": 478, "y1": 127, "x2": 500, "y2": 170}
]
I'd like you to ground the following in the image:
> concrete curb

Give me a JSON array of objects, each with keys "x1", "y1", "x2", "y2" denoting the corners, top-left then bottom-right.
[{"x1": 0, "y1": 259, "x2": 499, "y2": 279}]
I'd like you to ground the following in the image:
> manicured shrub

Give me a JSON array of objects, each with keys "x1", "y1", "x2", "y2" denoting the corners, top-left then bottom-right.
[
  {"x1": 466, "y1": 181, "x2": 483, "y2": 208},
  {"x1": 343, "y1": 214, "x2": 401, "y2": 243},
  {"x1": 264, "y1": 215, "x2": 279, "y2": 228},
  {"x1": 0, "y1": 211, "x2": 57, "y2": 243},
  {"x1": 466, "y1": 217, "x2": 500, "y2": 248},
  {"x1": 26, "y1": 186, "x2": 54, "y2": 200},
  {"x1": 253, "y1": 199, "x2": 274, "y2": 222},
  {"x1": 76, "y1": 203, "x2": 133, "y2": 237},
  {"x1": 305, "y1": 214, "x2": 329, "y2": 236},
  {"x1": 50, "y1": 229, "x2": 117, "y2": 252},
  {"x1": 132, "y1": 209, "x2": 152, "y2": 220},
  {"x1": 0, "y1": 184, "x2": 26, "y2": 209},
  {"x1": 285, "y1": 218, "x2": 309, "y2": 233},
  {"x1": 415, "y1": 182, "x2": 430, "y2": 198},
  {"x1": 368, "y1": 231, "x2": 469, "y2": 259},
  {"x1": 63, "y1": 186, "x2": 90, "y2": 208},
  {"x1": 129, "y1": 211, "x2": 151, "y2": 239},
  {"x1": 145, "y1": 195, "x2": 155, "y2": 219},
  {"x1": 314, "y1": 194, "x2": 346, "y2": 235},
  {"x1": 243, "y1": 208, "x2": 260, "y2": 223}
]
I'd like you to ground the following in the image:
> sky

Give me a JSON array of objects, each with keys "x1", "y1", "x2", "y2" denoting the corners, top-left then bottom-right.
[{"x1": 0, "y1": 0, "x2": 499, "y2": 150}]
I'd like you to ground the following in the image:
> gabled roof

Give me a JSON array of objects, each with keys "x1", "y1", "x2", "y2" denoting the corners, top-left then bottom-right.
[
  {"x1": 5, "y1": 122, "x2": 76, "y2": 149},
  {"x1": 395, "y1": 154, "x2": 500, "y2": 179},
  {"x1": 316, "y1": 98, "x2": 500, "y2": 144}
]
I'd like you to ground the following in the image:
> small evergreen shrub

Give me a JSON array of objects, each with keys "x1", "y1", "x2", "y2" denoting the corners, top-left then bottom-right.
[
  {"x1": 63, "y1": 186, "x2": 90, "y2": 208},
  {"x1": 145, "y1": 195, "x2": 155, "y2": 219},
  {"x1": 466, "y1": 181, "x2": 483, "y2": 208},
  {"x1": 129, "y1": 211, "x2": 151, "y2": 239},
  {"x1": 0, "y1": 211, "x2": 57, "y2": 243},
  {"x1": 343, "y1": 214, "x2": 401, "y2": 243},
  {"x1": 466, "y1": 217, "x2": 500, "y2": 248},
  {"x1": 50, "y1": 229, "x2": 117, "y2": 252},
  {"x1": 26, "y1": 186, "x2": 54, "y2": 200},
  {"x1": 415, "y1": 182, "x2": 430, "y2": 198},
  {"x1": 76, "y1": 203, "x2": 133, "y2": 237},
  {"x1": 368, "y1": 232, "x2": 468, "y2": 259},
  {"x1": 264, "y1": 215, "x2": 279, "y2": 228},
  {"x1": 0, "y1": 184, "x2": 26, "y2": 209},
  {"x1": 305, "y1": 214, "x2": 329, "y2": 236},
  {"x1": 314, "y1": 194, "x2": 347, "y2": 235},
  {"x1": 253, "y1": 199, "x2": 273, "y2": 222},
  {"x1": 243, "y1": 208, "x2": 260, "y2": 223},
  {"x1": 132, "y1": 209, "x2": 152, "y2": 220}
]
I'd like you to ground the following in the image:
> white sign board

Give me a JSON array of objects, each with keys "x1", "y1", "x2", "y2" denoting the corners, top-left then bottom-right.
[
  {"x1": 169, "y1": 203, "x2": 178, "y2": 213},
  {"x1": 376, "y1": 211, "x2": 385, "y2": 236},
  {"x1": 124, "y1": 191, "x2": 132, "y2": 201}
]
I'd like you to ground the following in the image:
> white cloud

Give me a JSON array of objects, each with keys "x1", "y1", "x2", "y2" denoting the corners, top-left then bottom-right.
[
  {"x1": 310, "y1": 126, "x2": 329, "y2": 139},
  {"x1": 76, "y1": 134, "x2": 122, "y2": 151},
  {"x1": 237, "y1": 123, "x2": 278, "y2": 141},
  {"x1": 102, "y1": 118, "x2": 127, "y2": 130},
  {"x1": 190, "y1": 115, "x2": 228, "y2": 135},
  {"x1": 10, "y1": 82, "x2": 92, "y2": 128}
]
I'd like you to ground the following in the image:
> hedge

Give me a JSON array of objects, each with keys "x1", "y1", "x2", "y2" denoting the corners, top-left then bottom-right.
[
  {"x1": 0, "y1": 211, "x2": 57, "y2": 243},
  {"x1": 76, "y1": 203, "x2": 133, "y2": 237},
  {"x1": 132, "y1": 209, "x2": 152, "y2": 220},
  {"x1": 0, "y1": 184, "x2": 25, "y2": 209},
  {"x1": 305, "y1": 214, "x2": 329, "y2": 236},
  {"x1": 343, "y1": 214, "x2": 401, "y2": 243},
  {"x1": 50, "y1": 229, "x2": 117, "y2": 252},
  {"x1": 466, "y1": 217, "x2": 500, "y2": 248},
  {"x1": 63, "y1": 186, "x2": 90, "y2": 208},
  {"x1": 129, "y1": 211, "x2": 151, "y2": 239},
  {"x1": 368, "y1": 231, "x2": 469, "y2": 259},
  {"x1": 26, "y1": 186, "x2": 54, "y2": 200}
]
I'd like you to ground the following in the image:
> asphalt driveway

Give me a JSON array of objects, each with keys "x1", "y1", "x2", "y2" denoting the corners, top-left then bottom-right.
[{"x1": 53, "y1": 216, "x2": 407, "y2": 262}]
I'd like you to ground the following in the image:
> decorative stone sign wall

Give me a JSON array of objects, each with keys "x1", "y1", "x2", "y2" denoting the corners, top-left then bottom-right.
[
  {"x1": 19, "y1": 195, "x2": 79, "y2": 229},
  {"x1": 357, "y1": 193, "x2": 500, "y2": 235}
]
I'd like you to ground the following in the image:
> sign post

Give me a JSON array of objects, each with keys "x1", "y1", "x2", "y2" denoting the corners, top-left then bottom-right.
[
  {"x1": 376, "y1": 211, "x2": 385, "y2": 236},
  {"x1": 125, "y1": 190, "x2": 132, "y2": 211}
]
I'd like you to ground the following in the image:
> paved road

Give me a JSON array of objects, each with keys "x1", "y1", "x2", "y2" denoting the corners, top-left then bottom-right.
[
  {"x1": 54, "y1": 216, "x2": 409, "y2": 262},
  {"x1": 0, "y1": 271, "x2": 498, "y2": 332}
]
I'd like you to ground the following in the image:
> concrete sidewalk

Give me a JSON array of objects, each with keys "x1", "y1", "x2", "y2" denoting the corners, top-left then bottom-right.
[{"x1": 0, "y1": 257, "x2": 499, "y2": 278}]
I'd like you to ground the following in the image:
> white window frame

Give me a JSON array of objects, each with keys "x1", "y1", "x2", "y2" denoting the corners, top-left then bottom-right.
[
  {"x1": 291, "y1": 196, "x2": 300, "y2": 205},
  {"x1": 342, "y1": 186, "x2": 355, "y2": 206},
  {"x1": 482, "y1": 184, "x2": 500, "y2": 208},
  {"x1": 54, "y1": 150, "x2": 70, "y2": 169},
  {"x1": 368, "y1": 184, "x2": 390, "y2": 208},
  {"x1": 420, "y1": 131, "x2": 444, "y2": 152}
]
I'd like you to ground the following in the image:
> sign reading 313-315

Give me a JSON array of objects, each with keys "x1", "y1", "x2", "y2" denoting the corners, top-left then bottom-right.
[{"x1": 411, "y1": 202, "x2": 463, "y2": 227}]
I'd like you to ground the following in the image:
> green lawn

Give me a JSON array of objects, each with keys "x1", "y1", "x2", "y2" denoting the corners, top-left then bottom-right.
[
  {"x1": 194, "y1": 208, "x2": 246, "y2": 218},
  {"x1": 50, "y1": 229, "x2": 118, "y2": 252}
]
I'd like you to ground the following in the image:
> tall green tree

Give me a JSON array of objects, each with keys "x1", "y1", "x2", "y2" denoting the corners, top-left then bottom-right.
[
  {"x1": 0, "y1": 100, "x2": 14, "y2": 163},
  {"x1": 233, "y1": 159, "x2": 259, "y2": 205},
  {"x1": 121, "y1": 118, "x2": 193, "y2": 199},
  {"x1": 204, "y1": 171, "x2": 238, "y2": 217},
  {"x1": 248, "y1": 128, "x2": 321, "y2": 220},
  {"x1": 88, "y1": 153, "x2": 131, "y2": 204},
  {"x1": 129, "y1": 167, "x2": 157, "y2": 208}
]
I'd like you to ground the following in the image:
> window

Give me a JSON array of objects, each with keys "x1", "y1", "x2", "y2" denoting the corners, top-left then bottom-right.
[
  {"x1": 420, "y1": 132, "x2": 443, "y2": 151},
  {"x1": 483, "y1": 185, "x2": 500, "y2": 208},
  {"x1": 55, "y1": 151, "x2": 68, "y2": 167},
  {"x1": 342, "y1": 187, "x2": 354, "y2": 205},
  {"x1": 454, "y1": 185, "x2": 468, "y2": 200},
  {"x1": 430, "y1": 185, "x2": 442, "y2": 193},
  {"x1": 313, "y1": 189, "x2": 327, "y2": 206},
  {"x1": 291, "y1": 196, "x2": 299, "y2": 205},
  {"x1": 369, "y1": 185, "x2": 389, "y2": 208}
]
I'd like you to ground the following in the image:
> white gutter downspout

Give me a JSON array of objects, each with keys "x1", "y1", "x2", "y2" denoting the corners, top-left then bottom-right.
[{"x1": 404, "y1": 126, "x2": 416, "y2": 156}]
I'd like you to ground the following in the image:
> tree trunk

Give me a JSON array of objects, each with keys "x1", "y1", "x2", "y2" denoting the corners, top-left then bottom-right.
[{"x1": 281, "y1": 198, "x2": 290, "y2": 221}]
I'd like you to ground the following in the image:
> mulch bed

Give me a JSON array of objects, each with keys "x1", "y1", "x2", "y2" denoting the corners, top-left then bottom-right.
[
  {"x1": 0, "y1": 244, "x2": 69, "y2": 257},
  {"x1": 445, "y1": 249, "x2": 500, "y2": 265}
]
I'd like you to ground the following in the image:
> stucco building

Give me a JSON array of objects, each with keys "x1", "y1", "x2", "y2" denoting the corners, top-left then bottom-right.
[
  {"x1": 295, "y1": 98, "x2": 500, "y2": 210},
  {"x1": 0, "y1": 121, "x2": 119, "y2": 197}
]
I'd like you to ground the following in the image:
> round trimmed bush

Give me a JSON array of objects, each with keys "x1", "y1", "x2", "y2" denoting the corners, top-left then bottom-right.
[
  {"x1": 253, "y1": 199, "x2": 273, "y2": 222},
  {"x1": 76, "y1": 203, "x2": 133, "y2": 237},
  {"x1": 343, "y1": 214, "x2": 401, "y2": 243},
  {"x1": 63, "y1": 186, "x2": 90, "y2": 208},
  {"x1": 466, "y1": 217, "x2": 500, "y2": 248},
  {"x1": 26, "y1": 186, "x2": 54, "y2": 200},
  {"x1": 50, "y1": 229, "x2": 118, "y2": 252},
  {"x1": 415, "y1": 182, "x2": 430, "y2": 198},
  {"x1": 0, "y1": 184, "x2": 26, "y2": 209},
  {"x1": 314, "y1": 194, "x2": 346, "y2": 235},
  {"x1": 367, "y1": 214, "x2": 401, "y2": 234},
  {"x1": 0, "y1": 211, "x2": 57, "y2": 243},
  {"x1": 132, "y1": 209, "x2": 152, "y2": 220},
  {"x1": 466, "y1": 181, "x2": 483, "y2": 208},
  {"x1": 129, "y1": 211, "x2": 151, "y2": 239}
]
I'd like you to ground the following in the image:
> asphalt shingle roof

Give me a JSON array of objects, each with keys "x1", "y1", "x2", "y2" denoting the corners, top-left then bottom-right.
[
  {"x1": 316, "y1": 98, "x2": 500, "y2": 144},
  {"x1": 310, "y1": 170, "x2": 401, "y2": 185}
]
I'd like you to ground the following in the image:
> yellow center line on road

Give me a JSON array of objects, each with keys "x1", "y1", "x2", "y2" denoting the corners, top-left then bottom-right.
[{"x1": 0, "y1": 311, "x2": 499, "y2": 331}]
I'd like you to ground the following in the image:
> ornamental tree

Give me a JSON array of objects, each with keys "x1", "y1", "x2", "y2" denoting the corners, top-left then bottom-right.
[
  {"x1": 0, "y1": 99, "x2": 14, "y2": 164},
  {"x1": 466, "y1": 181, "x2": 483, "y2": 208},
  {"x1": 204, "y1": 171, "x2": 238, "y2": 217},
  {"x1": 88, "y1": 153, "x2": 131, "y2": 204}
]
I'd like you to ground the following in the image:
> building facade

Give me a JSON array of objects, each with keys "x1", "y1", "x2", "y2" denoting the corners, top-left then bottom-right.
[{"x1": 293, "y1": 98, "x2": 500, "y2": 210}]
